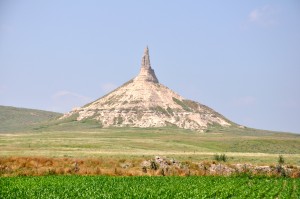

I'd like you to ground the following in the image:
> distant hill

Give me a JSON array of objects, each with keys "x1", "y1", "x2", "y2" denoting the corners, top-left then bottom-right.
[{"x1": 0, "y1": 105, "x2": 62, "y2": 133}]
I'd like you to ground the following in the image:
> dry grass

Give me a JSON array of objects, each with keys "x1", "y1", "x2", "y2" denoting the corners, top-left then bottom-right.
[
  {"x1": 1, "y1": 156, "x2": 300, "y2": 178},
  {"x1": 0, "y1": 157, "x2": 144, "y2": 177}
]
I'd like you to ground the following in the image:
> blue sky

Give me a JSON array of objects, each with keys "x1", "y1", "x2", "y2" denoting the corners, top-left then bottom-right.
[{"x1": 0, "y1": 1, "x2": 299, "y2": 133}]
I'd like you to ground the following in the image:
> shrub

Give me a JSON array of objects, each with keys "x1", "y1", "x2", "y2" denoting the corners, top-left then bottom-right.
[
  {"x1": 142, "y1": 166, "x2": 147, "y2": 173},
  {"x1": 278, "y1": 155, "x2": 284, "y2": 165},
  {"x1": 275, "y1": 165, "x2": 287, "y2": 177},
  {"x1": 150, "y1": 161, "x2": 159, "y2": 170},
  {"x1": 214, "y1": 154, "x2": 227, "y2": 162}
]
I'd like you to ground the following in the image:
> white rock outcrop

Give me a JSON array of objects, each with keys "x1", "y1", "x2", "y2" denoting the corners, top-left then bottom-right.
[{"x1": 61, "y1": 47, "x2": 231, "y2": 131}]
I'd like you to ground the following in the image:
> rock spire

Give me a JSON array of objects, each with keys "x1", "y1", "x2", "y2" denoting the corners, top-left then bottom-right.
[
  {"x1": 135, "y1": 46, "x2": 159, "y2": 83},
  {"x1": 60, "y1": 47, "x2": 232, "y2": 131},
  {"x1": 141, "y1": 46, "x2": 151, "y2": 68}
]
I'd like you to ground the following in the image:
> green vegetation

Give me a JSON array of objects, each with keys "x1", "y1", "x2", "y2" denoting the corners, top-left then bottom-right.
[
  {"x1": 182, "y1": 99, "x2": 199, "y2": 110},
  {"x1": 1, "y1": 106, "x2": 300, "y2": 165},
  {"x1": 0, "y1": 176, "x2": 299, "y2": 198},
  {"x1": 0, "y1": 106, "x2": 300, "y2": 198},
  {"x1": 0, "y1": 105, "x2": 62, "y2": 133},
  {"x1": 113, "y1": 115, "x2": 124, "y2": 125},
  {"x1": 166, "y1": 107, "x2": 174, "y2": 116},
  {"x1": 214, "y1": 154, "x2": 227, "y2": 162},
  {"x1": 151, "y1": 106, "x2": 169, "y2": 116},
  {"x1": 80, "y1": 118, "x2": 103, "y2": 128},
  {"x1": 1, "y1": 126, "x2": 300, "y2": 164},
  {"x1": 172, "y1": 97, "x2": 191, "y2": 112},
  {"x1": 279, "y1": 155, "x2": 285, "y2": 165}
]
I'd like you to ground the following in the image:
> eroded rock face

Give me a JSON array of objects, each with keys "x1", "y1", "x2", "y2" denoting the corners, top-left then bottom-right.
[
  {"x1": 135, "y1": 47, "x2": 159, "y2": 83},
  {"x1": 61, "y1": 47, "x2": 231, "y2": 131}
]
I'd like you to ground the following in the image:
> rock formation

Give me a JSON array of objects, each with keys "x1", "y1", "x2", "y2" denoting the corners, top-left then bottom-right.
[
  {"x1": 135, "y1": 46, "x2": 159, "y2": 83},
  {"x1": 61, "y1": 47, "x2": 232, "y2": 131}
]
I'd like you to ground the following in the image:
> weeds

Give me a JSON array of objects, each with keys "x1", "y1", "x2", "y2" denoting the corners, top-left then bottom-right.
[
  {"x1": 278, "y1": 155, "x2": 285, "y2": 165},
  {"x1": 214, "y1": 154, "x2": 227, "y2": 162}
]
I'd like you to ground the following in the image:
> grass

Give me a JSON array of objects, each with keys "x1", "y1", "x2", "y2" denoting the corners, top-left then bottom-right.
[
  {"x1": 0, "y1": 105, "x2": 62, "y2": 133},
  {"x1": 1, "y1": 106, "x2": 300, "y2": 167},
  {"x1": 1, "y1": 125, "x2": 300, "y2": 165},
  {"x1": 1, "y1": 176, "x2": 299, "y2": 198}
]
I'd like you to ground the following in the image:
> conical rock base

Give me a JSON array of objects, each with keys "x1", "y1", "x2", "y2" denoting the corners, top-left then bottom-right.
[{"x1": 61, "y1": 47, "x2": 231, "y2": 131}]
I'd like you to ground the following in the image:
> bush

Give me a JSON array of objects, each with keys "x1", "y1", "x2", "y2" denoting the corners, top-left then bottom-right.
[
  {"x1": 150, "y1": 161, "x2": 159, "y2": 170},
  {"x1": 275, "y1": 165, "x2": 287, "y2": 177},
  {"x1": 214, "y1": 154, "x2": 227, "y2": 162},
  {"x1": 278, "y1": 155, "x2": 284, "y2": 165}
]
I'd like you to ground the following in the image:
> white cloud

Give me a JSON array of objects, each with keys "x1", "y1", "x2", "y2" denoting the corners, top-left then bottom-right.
[
  {"x1": 100, "y1": 83, "x2": 117, "y2": 93},
  {"x1": 248, "y1": 5, "x2": 278, "y2": 27},
  {"x1": 51, "y1": 90, "x2": 93, "y2": 113}
]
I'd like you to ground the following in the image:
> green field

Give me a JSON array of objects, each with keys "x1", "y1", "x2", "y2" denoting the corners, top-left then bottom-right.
[{"x1": 1, "y1": 176, "x2": 299, "y2": 198}]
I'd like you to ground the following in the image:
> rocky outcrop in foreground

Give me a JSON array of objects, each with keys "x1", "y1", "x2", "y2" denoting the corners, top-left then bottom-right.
[{"x1": 141, "y1": 156, "x2": 300, "y2": 177}]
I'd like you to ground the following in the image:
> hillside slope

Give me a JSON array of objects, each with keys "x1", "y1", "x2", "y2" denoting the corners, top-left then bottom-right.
[{"x1": 0, "y1": 105, "x2": 62, "y2": 133}]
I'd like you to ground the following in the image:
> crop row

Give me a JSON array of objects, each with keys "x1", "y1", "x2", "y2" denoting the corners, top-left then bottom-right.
[{"x1": 0, "y1": 176, "x2": 299, "y2": 198}]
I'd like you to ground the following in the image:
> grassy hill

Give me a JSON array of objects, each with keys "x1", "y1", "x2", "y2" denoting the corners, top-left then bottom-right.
[
  {"x1": 0, "y1": 106, "x2": 300, "y2": 165},
  {"x1": 0, "y1": 105, "x2": 62, "y2": 133}
]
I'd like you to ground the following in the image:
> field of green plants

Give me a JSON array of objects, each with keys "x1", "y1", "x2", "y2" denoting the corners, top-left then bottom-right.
[{"x1": 1, "y1": 176, "x2": 299, "y2": 198}]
